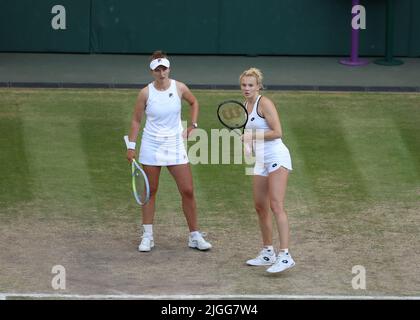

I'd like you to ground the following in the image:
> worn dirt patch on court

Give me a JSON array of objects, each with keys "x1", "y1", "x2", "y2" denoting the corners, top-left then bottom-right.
[{"x1": 0, "y1": 201, "x2": 419, "y2": 297}]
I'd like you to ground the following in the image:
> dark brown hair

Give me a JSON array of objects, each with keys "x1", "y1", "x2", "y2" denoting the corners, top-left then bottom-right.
[{"x1": 150, "y1": 50, "x2": 168, "y2": 61}]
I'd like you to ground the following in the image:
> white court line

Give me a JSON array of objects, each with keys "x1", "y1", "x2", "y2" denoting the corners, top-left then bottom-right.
[{"x1": 0, "y1": 293, "x2": 419, "y2": 300}]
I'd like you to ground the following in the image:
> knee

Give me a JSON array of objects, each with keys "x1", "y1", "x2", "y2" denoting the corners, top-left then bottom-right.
[
  {"x1": 255, "y1": 202, "x2": 268, "y2": 215},
  {"x1": 180, "y1": 187, "x2": 194, "y2": 199},
  {"x1": 149, "y1": 185, "x2": 159, "y2": 197},
  {"x1": 270, "y1": 200, "x2": 285, "y2": 215}
]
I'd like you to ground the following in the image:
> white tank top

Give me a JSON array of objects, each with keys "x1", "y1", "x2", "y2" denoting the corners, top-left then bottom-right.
[
  {"x1": 245, "y1": 95, "x2": 270, "y2": 131},
  {"x1": 245, "y1": 95, "x2": 286, "y2": 162},
  {"x1": 143, "y1": 79, "x2": 183, "y2": 137}
]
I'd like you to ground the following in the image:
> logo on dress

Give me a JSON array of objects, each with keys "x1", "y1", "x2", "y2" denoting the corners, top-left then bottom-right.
[
  {"x1": 251, "y1": 117, "x2": 255, "y2": 121},
  {"x1": 169, "y1": 93, "x2": 173, "y2": 98},
  {"x1": 272, "y1": 163, "x2": 278, "y2": 168}
]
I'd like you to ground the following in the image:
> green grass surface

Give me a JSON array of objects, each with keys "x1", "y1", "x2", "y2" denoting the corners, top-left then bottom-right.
[
  {"x1": 1, "y1": 89, "x2": 418, "y2": 215},
  {"x1": 0, "y1": 88, "x2": 419, "y2": 296}
]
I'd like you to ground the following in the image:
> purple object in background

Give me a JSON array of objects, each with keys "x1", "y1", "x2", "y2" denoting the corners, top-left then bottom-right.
[{"x1": 340, "y1": 0, "x2": 369, "y2": 66}]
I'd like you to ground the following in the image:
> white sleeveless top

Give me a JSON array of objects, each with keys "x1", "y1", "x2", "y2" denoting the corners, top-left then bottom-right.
[
  {"x1": 143, "y1": 79, "x2": 183, "y2": 137},
  {"x1": 245, "y1": 95, "x2": 290, "y2": 162},
  {"x1": 245, "y1": 95, "x2": 270, "y2": 132}
]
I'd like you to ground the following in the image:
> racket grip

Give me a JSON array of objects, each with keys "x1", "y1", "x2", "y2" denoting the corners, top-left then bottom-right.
[
  {"x1": 124, "y1": 135, "x2": 136, "y2": 150},
  {"x1": 123, "y1": 135, "x2": 130, "y2": 148}
]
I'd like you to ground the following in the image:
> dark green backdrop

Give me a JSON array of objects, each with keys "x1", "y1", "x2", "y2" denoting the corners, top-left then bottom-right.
[{"x1": 1, "y1": 0, "x2": 419, "y2": 56}]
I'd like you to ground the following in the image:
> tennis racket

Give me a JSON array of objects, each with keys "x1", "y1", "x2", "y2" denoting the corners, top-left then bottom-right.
[
  {"x1": 217, "y1": 100, "x2": 252, "y2": 155},
  {"x1": 124, "y1": 135, "x2": 150, "y2": 206},
  {"x1": 217, "y1": 100, "x2": 248, "y2": 133}
]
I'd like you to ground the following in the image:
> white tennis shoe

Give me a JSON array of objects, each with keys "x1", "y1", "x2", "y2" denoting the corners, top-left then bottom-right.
[
  {"x1": 266, "y1": 252, "x2": 295, "y2": 273},
  {"x1": 138, "y1": 234, "x2": 154, "y2": 252},
  {"x1": 246, "y1": 249, "x2": 276, "y2": 266},
  {"x1": 188, "y1": 232, "x2": 212, "y2": 251}
]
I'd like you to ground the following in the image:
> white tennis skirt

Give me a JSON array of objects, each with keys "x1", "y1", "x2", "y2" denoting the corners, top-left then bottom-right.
[
  {"x1": 139, "y1": 132, "x2": 189, "y2": 166},
  {"x1": 253, "y1": 138, "x2": 293, "y2": 175}
]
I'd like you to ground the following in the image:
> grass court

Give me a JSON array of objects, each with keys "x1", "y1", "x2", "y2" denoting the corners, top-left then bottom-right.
[{"x1": 0, "y1": 88, "x2": 419, "y2": 297}]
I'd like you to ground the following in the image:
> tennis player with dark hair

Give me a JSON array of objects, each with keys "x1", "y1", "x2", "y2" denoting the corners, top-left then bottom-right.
[
  {"x1": 126, "y1": 50, "x2": 212, "y2": 252},
  {"x1": 240, "y1": 68, "x2": 295, "y2": 273}
]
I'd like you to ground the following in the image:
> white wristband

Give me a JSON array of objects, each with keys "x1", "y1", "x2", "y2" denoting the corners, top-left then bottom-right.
[{"x1": 127, "y1": 141, "x2": 136, "y2": 150}]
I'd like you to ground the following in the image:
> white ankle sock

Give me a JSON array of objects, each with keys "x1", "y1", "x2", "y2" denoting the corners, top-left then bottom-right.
[
  {"x1": 280, "y1": 248, "x2": 289, "y2": 255},
  {"x1": 190, "y1": 231, "x2": 200, "y2": 238},
  {"x1": 263, "y1": 245, "x2": 274, "y2": 253},
  {"x1": 143, "y1": 224, "x2": 153, "y2": 236}
]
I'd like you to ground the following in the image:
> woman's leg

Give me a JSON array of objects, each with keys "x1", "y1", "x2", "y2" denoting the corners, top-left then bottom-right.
[
  {"x1": 246, "y1": 175, "x2": 276, "y2": 266},
  {"x1": 138, "y1": 165, "x2": 162, "y2": 251},
  {"x1": 141, "y1": 165, "x2": 162, "y2": 224},
  {"x1": 253, "y1": 175, "x2": 272, "y2": 246},
  {"x1": 268, "y1": 167, "x2": 290, "y2": 250},
  {"x1": 167, "y1": 163, "x2": 198, "y2": 232}
]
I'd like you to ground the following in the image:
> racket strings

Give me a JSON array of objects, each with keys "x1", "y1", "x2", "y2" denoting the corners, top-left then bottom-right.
[
  {"x1": 217, "y1": 101, "x2": 248, "y2": 129},
  {"x1": 132, "y1": 161, "x2": 150, "y2": 205}
]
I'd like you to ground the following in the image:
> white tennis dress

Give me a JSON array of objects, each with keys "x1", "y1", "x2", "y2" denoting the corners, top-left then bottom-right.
[
  {"x1": 139, "y1": 79, "x2": 189, "y2": 166},
  {"x1": 245, "y1": 95, "x2": 292, "y2": 176}
]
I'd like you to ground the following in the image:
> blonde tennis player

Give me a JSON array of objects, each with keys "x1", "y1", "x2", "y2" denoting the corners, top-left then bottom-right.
[
  {"x1": 126, "y1": 50, "x2": 211, "y2": 252},
  {"x1": 241, "y1": 68, "x2": 295, "y2": 273}
]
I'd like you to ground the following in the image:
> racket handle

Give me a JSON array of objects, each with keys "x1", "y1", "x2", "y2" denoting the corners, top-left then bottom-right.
[{"x1": 123, "y1": 135, "x2": 130, "y2": 148}]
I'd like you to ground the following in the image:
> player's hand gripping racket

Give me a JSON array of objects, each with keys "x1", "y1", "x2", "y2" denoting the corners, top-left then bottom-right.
[
  {"x1": 217, "y1": 100, "x2": 252, "y2": 155},
  {"x1": 124, "y1": 135, "x2": 150, "y2": 206}
]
